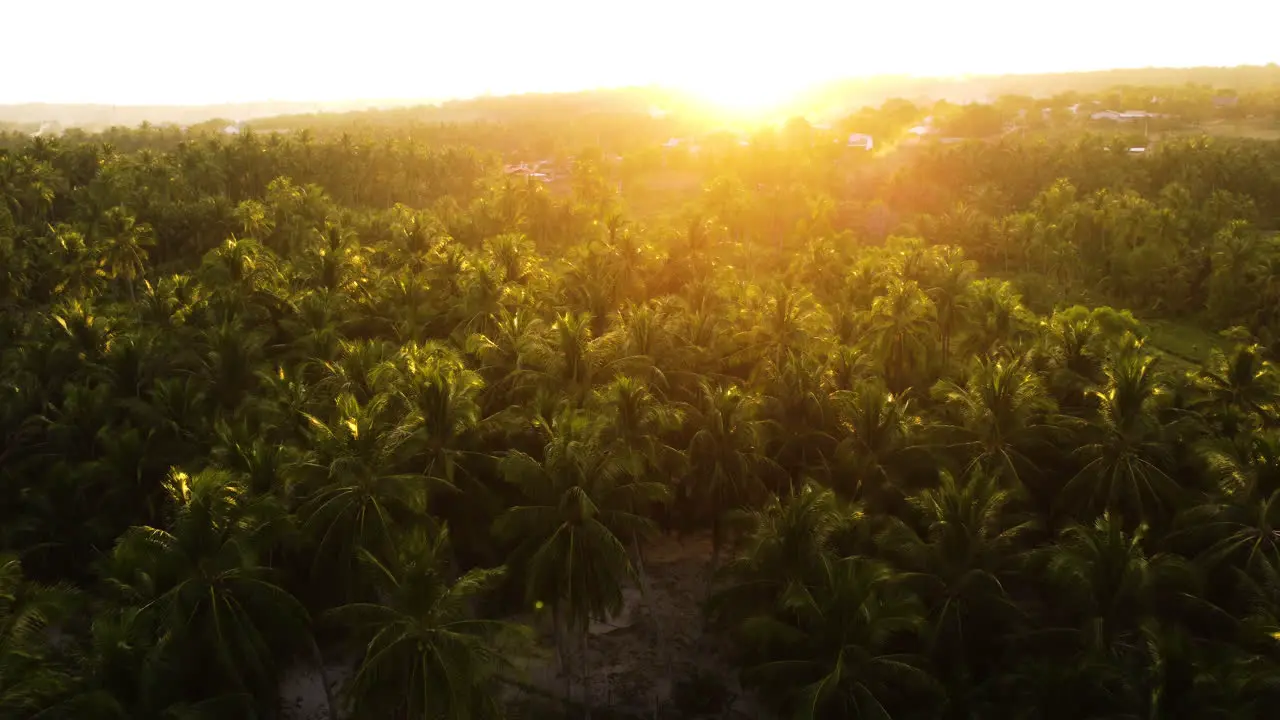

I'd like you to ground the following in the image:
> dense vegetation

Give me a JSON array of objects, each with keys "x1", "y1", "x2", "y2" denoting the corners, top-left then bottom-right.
[{"x1": 3, "y1": 85, "x2": 1280, "y2": 720}]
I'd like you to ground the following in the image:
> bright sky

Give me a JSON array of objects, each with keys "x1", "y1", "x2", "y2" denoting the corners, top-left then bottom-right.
[{"x1": 3, "y1": 0, "x2": 1276, "y2": 107}]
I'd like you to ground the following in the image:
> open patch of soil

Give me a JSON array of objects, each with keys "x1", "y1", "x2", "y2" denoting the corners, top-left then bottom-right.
[{"x1": 512, "y1": 531, "x2": 757, "y2": 718}]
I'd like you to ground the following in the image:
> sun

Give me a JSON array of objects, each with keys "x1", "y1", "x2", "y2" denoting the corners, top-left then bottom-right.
[{"x1": 679, "y1": 73, "x2": 812, "y2": 117}]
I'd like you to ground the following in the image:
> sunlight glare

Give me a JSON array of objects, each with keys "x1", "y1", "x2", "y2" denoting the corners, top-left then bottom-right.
[{"x1": 678, "y1": 71, "x2": 817, "y2": 117}]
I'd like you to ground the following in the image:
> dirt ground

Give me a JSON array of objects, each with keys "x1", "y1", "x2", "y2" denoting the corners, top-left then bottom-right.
[
  {"x1": 513, "y1": 530, "x2": 757, "y2": 718},
  {"x1": 279, "y1": 660, "x2": 350, "y2": 720},
  {"x1": 281, "y1": 531, "x2": 756, "y2": 720}
]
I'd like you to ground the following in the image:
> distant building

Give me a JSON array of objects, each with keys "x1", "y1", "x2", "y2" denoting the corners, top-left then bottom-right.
[
  {"x1": 503, "y1": 162, "x2": 553, "y2": 181},
  {"x1": 1213, "y1": 95, "x2": 1240, "y2": 108},
  {"x1": 847, "y1": 133, "x2": 874, "y2": 150},
  {"x1": 1091, "y1": 110, "x2": 1162, "y2": 122}
]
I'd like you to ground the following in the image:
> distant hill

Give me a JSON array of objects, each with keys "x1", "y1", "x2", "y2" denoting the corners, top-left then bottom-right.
[
  {"x1": 4, "y1": 65, "x2": 1278, "y2": 131},
  {"x1": 792, "y1": 65, "x2": 1280, "y2": 119},
  {"x1": 0, "y1": 100, "x2": 432, "y2": 130}
]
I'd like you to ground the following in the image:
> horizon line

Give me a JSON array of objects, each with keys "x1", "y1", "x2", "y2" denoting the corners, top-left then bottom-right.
[{"x1": 5, "y1": 63, "x2": 1277, "y2": 110}]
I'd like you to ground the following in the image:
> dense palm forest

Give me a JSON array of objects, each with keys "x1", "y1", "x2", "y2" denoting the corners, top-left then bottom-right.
[{"x1": 3, "y1": 91, "x2": 1280, "y2": 720}]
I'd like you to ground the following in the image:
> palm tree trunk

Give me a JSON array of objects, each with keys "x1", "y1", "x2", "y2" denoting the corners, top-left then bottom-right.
[
  {"x1": 307, "y1": 636, "x2": 339, "y2": 720},
  {"x1": 581, "y1": 626, "x2": 593, "y2": 720},
  {"x1": 631, "y1": 532, "x2": 671, "y2": 682},
  {"x1": 554, "y1": 606, "x2": 571, "y2": 704},
  {"x1": 705, "y1": 517, "x2": 722, "y2": 605}
]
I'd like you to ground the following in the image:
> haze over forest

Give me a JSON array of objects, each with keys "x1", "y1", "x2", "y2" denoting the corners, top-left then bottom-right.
[{"x1": 2, "y1": 65, "x2": 1279, "y2": 132}]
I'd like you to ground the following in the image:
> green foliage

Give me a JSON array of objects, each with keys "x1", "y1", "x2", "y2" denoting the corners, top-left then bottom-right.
[{"x1": 3, "y1": 94, "x2": 1280, "y2": 720}]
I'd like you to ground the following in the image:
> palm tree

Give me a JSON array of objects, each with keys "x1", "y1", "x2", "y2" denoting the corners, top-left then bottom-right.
[
  {"x1": 518, "y1": 311, "x2": 646, "y2": 408},
  {"x1": 1038, "y1": 305, "x2": 1141, "y2": 410},
  {"x1": 466, "y1": 305, "x2": 547, "y2": 410},
  {"x1": 758, "y1": 351, "x2": 841, "y2": 483},
  {"x1": 385, "y1": 343, "x2": 486, "y2": 487},
  {"x1": 102, "y1": 469, "x2": 310, "y2": 715},
  {"x1": 494, "y1": 414, "x2": 662, "y2": 711},
  {"x1": 1062, "y1": 352, "x2": 1180, "y2": 526},
  {"x1": 197, "y1": 321, "x2": 265, "y2": 415},
  {"x1": 0, "y1": 554, "x2": 79, "y2": 717},
  {"x1": 328, "y1": 527, "x2": 527, "y2": 720},
  {"x1": 1177, "y1": 431, "x2": 1280, "y2": 579},
  {"x1": 96, "y1": 206, "x2": 152, "y2": 303},
  {"x1": 592, "y1": 376, "x2": 682, "y2": 487},
  {"x1": 878, "y1": 471, "x2": 1038, "y2": 716},
  {"x1": 933, "y1": 356, "x2": 1061, "y2": 494},
  {"x1": 1195, "y1": 343, "x2": 1278, "y2": 435},
  {"x1": 1042, "y1": 515, "x2": 1186, "y2": 659},
  {"x1": 926, "y1": 247, "x2": 976, "y2": 368},
  {"x1": 962, "y1": 279, "x2": 1035, "y2": 359},
  {"x1": 295, "y1": 393, "x2": 432, "y2": 601},
  {"x1": 684, "y1": 383, "x2": 780, "y2": 575},
  {"x1": 733, "y1": 285, "x2": 826, "y2": 372},
  {"x1": 828, "y1": 380, "x2": 924, "y2": 507},
  {"x1": 0, "y1": 155, "x2": 57, "y2": 226},
  {"x1": 726, "y1": 554, "x2": 939, "y2": 719},
  {"x1": 863, "y1": 278, "x2": 936, "y2": 392},
  {"x1": 316, "y1": 339, "x2": 396, "y2": 406},
  {"x1": 708, "y1": 484, "x2": 857, "y2": 628}
]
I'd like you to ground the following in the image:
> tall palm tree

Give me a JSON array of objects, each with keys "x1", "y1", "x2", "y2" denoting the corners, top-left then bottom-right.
[
  {"x1": 684, "y1": 383, "x2": 780, "y2": 573},
  {"x1": 96, "y1": 207, "x2": 152, "y2": 303},
  {"x1": 0, "y1": 554, "x2": 79, "y2": 717},
  {"x1": 708, "y1": 484, "x2": 857, "y2": 629},
  {"x1": 733, "y1": 285, "x2": 826, "y2": 372},
  {"x1": 466, "y1": 305, "x2": 547, "y2": 409},
  {"x1": 102, "y1": 469, "x2": 310, "y2": 715},
  {"x1": 592, "y1": 376, "x2": 683, "y2": 485},
  {"x1": 295, "y1": 393, "x2": 432, "y2": 601},
  {"x1": 878, "y1": 471, "x2": 1038, "y2": 716},
  {"x1": 962, "y1": 279, "x2": 1035, "y2": 359},
  {"x1": 1038, "y1": 305, "x2": 1141, "y2": 410},
  {"x1": 1195, "y1": 343, "x2": 1278, "y2": 435},
  {"x1": 933, "y1": 356, "x2": 1061, "y2": 494},
  {"x1": 828, "y1": 380, "x2": 924, "y2": 507},
  {"x1": 1042, "y1": 515, "x2": 1186, "y2": 658},
  {"x1": 328, "y1": 528, "x2": 527, "y2": 720},
  {"x1": 863, "y1": 278, "x2": 936, "y2": 392},
  {"x1": 1177, "y1": 430, "x2": 1280, "y2": 580},
  {"x1": 494, "y1": 414, "x2": 662, "y2": 711},
  {"x1": 518, "y1": 311, "x2": 646, "y2": 408},
  {"x1": 727, "y1": 554, "x2": 938, "y2": 720},
  {"x1": 385, "y1": 343, "x2": 486, "y2": 487},
  {"x1": 589, "y1": 376, "x2": 680, "y2": 675},
  {"x1": 925, "y1": 246, "x2": 976, "y2": 368},
  {"x1": 1062, "y1": 353, "x2": 1180, "y2": 526}
]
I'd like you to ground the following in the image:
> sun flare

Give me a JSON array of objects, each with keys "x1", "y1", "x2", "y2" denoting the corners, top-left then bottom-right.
[{"x1": 679, "y1": 74, "x2": 814, "y2": 116}]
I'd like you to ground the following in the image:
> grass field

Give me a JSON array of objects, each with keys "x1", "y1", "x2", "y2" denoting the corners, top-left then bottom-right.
[
  {"x1": 1163, "y1": 119, "x2": 1280, "y2": 141},
  {"x1": 1143, "y1": 318, "x2": 1225, "y2": 371},
  {"x1": 623, "y1": 169, "x2": 704, "y2": 221}
]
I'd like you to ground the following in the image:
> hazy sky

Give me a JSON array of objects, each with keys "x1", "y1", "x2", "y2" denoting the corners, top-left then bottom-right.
[{"x1": 3, "y1": 0, "x2": 1276, "y2": 106}]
